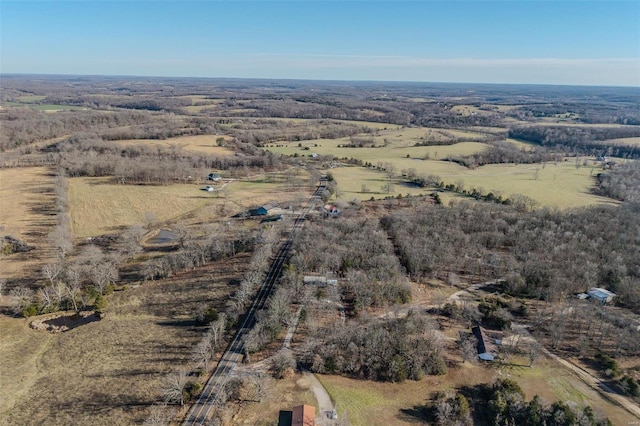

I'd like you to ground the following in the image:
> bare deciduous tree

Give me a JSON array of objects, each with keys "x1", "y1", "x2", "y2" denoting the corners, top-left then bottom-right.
[
  {"x1": 528, "y1": 341, "x2": 542, "y2": 367},
  {"x1": 42, "y1": 261, "x2": 64, "y2": 286},
  {"x1": 193, "y1": 336, "x2": 213, "y2": 371},
  {"x1": 143, "y1": 403, "x2": 175, "y2": 426},
  {"x1": 461, "y1": 336, "x2": 478, "y2": 364},
  {"x1": 162, "y1": 369, "x2": 189, "y2": 406},
  {"x1": 9, "y1": 287, "x2": 34, "y2": 315}
]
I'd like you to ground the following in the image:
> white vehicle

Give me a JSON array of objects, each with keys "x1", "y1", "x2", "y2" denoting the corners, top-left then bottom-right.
[{"x1": 204, "y1": 185, "x2": 214, "y2": 192}]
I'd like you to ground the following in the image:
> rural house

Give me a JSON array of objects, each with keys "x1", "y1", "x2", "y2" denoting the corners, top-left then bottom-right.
[
  {"x1": 249, "y1": 203, "x2": 278, "y2": 217},
  {"x1": 472, "y1": 325, "x2": 500, "y2": 361},
  {"x1": 292, "y1": 405, "x2": 315, "y2": 426},
  {"x1": 248, "y1": 206, "x2": 268, "y2": 217}
]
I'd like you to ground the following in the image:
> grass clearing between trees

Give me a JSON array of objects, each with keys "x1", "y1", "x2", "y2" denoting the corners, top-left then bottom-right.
[
  {"x1": 113, "y1": 134, "x2": 236, "y2": 156},
  {"x1": 328, "y1": 158, "x2": 619, "y2": 209},
  {"x1": 316, "y1": 357, "x2": 636, "y2": 426},
  {"x1": 68, "y1": 175, "x2": 298, "y2": 237}
]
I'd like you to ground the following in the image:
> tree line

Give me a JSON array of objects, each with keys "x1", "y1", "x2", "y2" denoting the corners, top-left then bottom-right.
[{"x1": 508, "y1": 125, "x2": 640, "y2": 159}]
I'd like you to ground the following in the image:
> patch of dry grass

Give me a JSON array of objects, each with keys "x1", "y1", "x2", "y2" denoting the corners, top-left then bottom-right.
[
  {"x1": 606, "y1": 137, "x2": 640, "y2": 147},
  {"x1": 68, "y1": 174, "x2": 307, "y2": 237},
  {"x1": 0, "y1": 167, "x2": 57, "y2": 281},
  {"x1": 112, "y1": 135, "x2": 236, "y2": 156},
  {"x1": 0, "y1": 254, "x2": 248, "y2": 426},
  {"x1": 232, "y1": 374, "x2": 317, "y2": 426}
]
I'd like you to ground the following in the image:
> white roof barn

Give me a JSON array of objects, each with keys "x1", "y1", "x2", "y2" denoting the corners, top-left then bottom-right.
[{"x1": 587, "y1": 288, "x2": 616, "y2": 304}]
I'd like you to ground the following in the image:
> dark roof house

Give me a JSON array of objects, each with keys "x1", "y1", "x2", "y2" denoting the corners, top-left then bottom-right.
[
  {"x1": 472, "y1": 325, "x2": 499, "y2": 361},
  {"x1": 248, "y1": 207, "x2": 268, "y2": 216}
]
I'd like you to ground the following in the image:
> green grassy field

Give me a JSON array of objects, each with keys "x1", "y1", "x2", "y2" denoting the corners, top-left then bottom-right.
[
  {"x1": 2, "y1": 102, "x2": 85, "y2": 111},
  {"x1": 263, "y1": 129, "x2": 619, "y2": 209},
  {"x1": 266, "y1": 136, "x2": 489, "y2": 161},
  {"x1": 327, "y1": 158, "x2": 618, "y2": 209},
  {"x1": 16, "y1": 95, "x2": 47, "y2": 102},
  {"x1": 317, "y1": 359, "x2": 636, "y2": 426}
]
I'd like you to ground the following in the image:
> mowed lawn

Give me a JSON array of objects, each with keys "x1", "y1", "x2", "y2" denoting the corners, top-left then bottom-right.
[
  {"x1": 112, "y1": 135, "x2": 236, "y2": 156},
  {"x1": 317, "y1": 357, "x2": 637, "y2": 426}
]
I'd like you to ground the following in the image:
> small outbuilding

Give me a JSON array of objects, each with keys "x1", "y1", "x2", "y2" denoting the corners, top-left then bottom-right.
[
  {"x1": 248, "y1": 207, "x2": 268, "y2": 217},
  {"x1": 323, "y1": 204, "x2": 340, "y2": 217},
  {"x1": 292, "y1": 404, "x2": 315, "y2": 426},
  {"x1": 587, "y1": 288, "x2": 616, "y2": 304}
]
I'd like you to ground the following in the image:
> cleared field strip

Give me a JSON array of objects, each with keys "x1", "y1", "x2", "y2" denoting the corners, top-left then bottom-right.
[
  {"x1": 605, "y1": 137, "x2": 640, "y2": 147},
  {"x1": 112, "y1": 135, "x2": 236, "y2": 155}
]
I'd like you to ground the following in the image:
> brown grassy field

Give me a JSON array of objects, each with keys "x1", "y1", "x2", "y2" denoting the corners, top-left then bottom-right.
[
  {"x1": 0, "y1": 253, "x2": 249, "y2": 425},
  {"x1": 0, "y1": 167, "x2": 57, "y2": 281},
  {"x1": 113, "y1": 135, "x2": 236, "y2": 156},
  {"x1": 606, "y1": 137, "x2": 640, "y2": 147},
  {"x1": 68, "y1": 174, "x2": 311, "y2": 237}
]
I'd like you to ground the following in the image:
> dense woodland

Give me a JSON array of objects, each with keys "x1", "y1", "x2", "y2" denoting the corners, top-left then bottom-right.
[{"x1": 383, "y1": 201, "x2": 640, "y2": 308}]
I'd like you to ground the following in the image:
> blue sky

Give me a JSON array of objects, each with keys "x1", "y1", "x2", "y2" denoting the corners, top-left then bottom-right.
[{"x1": 1, "y1": 1, "x2": 639, "y2": 86}]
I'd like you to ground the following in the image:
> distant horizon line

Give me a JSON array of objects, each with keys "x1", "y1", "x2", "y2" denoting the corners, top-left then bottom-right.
[{"x1": 2, "y1": 72, "x2": 639, "y2": 90}]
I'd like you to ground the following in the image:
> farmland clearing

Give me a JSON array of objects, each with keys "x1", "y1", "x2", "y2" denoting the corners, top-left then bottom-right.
[
  {"x1": 0, "y1": 167, "x2": 57, "y2": 281},
  {"x1": 112, "y1": 135, "x2": 236, "y2": 156},
  {"x1": 68, "y1": 173, "x2": 311, "y2": 237},
  {"x1": 326, "y1": 157, "x2": 617, "y2": 209}
]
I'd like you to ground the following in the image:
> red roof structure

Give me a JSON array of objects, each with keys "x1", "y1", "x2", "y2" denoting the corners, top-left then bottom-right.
[{"x1": 292, "y1": 404, "x2": 315, "y2": 426}]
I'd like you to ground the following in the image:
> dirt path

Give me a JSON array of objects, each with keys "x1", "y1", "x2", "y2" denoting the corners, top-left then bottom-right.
[
  {"x1": 304, "y1": 372, "x2": 337, "y2": 426},
  {"x1": 542, "y1": 348, "x2": 640, "y2": 419}
]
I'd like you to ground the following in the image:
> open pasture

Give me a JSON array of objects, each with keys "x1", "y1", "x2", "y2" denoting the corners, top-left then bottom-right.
[
  {"x1": 329, "y1": 158, "x2": 619, "y2": 209},
  {"x1": 68, "y1": 173, "x2": 310, "y2": 237},
  {"x1": 266, "y1": 133, "x2": 490, "y2": 161},
  {"x1": 317, "y1": 357, "x2": 636, "y2": 426},
  {"x1": 0, "y1": 253, "x2": 248, "y2": 426},
  {"x1": 0, "y1": 167, "x2": 57, "y2": 281},
  {"x1": 606, "y1": 137, "x2": 640, "y2": 147},
  {"x1": 113, "y1": 135, "x2": 236, "y2": 156}
]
